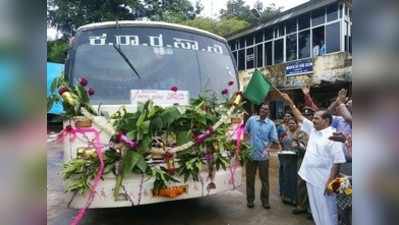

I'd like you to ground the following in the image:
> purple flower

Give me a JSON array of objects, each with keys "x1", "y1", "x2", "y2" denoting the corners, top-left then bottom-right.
[
  {"x1": 194, "y1": 127, "x2": 214, "y2": 144},
  {"x1": 170, "y1": 86, "x2": 178, "y2": 92},
  {"x1": 58, "y1": 86, "x2": 69, "y2": 95},
  {"x1": 221, "y1": 89, "x2": 229, "y2": 95},
  {"x1": 87, "y1": 87, "x2": 95, "y2": 96},
  {"x1": 115, "y1": 132, "x2": 123, "y2": 142},
  {"x1": 65, "y1": 125, "x2": 73, "y2": 132},
  {"x1": 115, "y1": 132, "x2": 139, "y2": 149},
  {"x1": 194, "y1": 134, "x2": 206, "y2": 144},
  {"x1": 228, "y1": 80, "x2": 234, "y2": 86},
  {"x1": 79, "y1": 77, "x2": 88, "y2": 87},
  {"x1": 205, "y1": 152, "x2": 213, "y2": 161},
  {"x1": 126, "y1": 139, "x2": 138, "y2": 149}
]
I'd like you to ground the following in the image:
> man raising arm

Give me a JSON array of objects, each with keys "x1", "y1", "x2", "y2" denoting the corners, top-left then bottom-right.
[{"x1": 278, "y1": 92, "x2": 346, "y2": 225}]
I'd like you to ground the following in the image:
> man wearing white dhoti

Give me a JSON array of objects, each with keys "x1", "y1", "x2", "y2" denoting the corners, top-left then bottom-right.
[{"x1": 280, "y1": 93, "x2": 346, "y2": 225}]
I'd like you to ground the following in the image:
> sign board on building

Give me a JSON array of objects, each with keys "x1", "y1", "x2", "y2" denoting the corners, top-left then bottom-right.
[
  {"x1": 130, "y1": 89, "x2": 190, "y2": 107},
  {"x1": 285, "y1": 58, "x2": 313, "y2": 76}
]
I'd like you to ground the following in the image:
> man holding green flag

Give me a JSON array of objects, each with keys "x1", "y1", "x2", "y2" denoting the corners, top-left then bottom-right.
[{"x1": 244, "y1": 70, "x2": 272, "y2": 105}]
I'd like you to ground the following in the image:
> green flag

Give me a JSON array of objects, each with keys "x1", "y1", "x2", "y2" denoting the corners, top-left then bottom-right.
[{"x1": 243, "y1": 70, "x2": 272, "y2": 105}]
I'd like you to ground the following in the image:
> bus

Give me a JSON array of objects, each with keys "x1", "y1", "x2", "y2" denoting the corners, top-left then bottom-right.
[{"x1": 64, "y1": 21, "x2": 242, "y2": 208}]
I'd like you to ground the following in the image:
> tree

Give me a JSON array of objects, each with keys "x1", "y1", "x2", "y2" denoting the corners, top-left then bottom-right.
[
  {"x1": 215, "y1": 17, "x2": 250, "y2": 37},
  {"x1": 143, "y1": 0, "x2": 203, "y2": 23},
  {"x1": 180, "y1": 17, "x2": 249, "y2": 37},
  {"x1": 181, "y1": 17, "x2": 218, "y2": 35},
  {"x1": 219, "y1": 0, "x2": 282, "y2": 26},
  {"x1": 47, "y1": 0, "x2": 202, "y2": 37},
  {"x1": 220, "y1": 0, "x2": 257, "y2": 25},
  {"x1": 257, "y1": 2, "x2": 283, "y2": 24},
  {"x1": 47, "y1": 39, "x2": 69, "y2": 63}
]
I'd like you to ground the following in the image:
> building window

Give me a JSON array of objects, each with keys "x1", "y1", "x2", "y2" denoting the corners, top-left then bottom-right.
[
  {"x1": 275, "y1": 24, "x2": 285, "y2": 38},
  {"x1": 312, "y1": 26, "x2": 325, "y2": 56},
  {"x1": 229, "y1": 41, "x2": 236, "y2": 51},
  {"x1": 299, "y1": 30, "x2": 310, "y2": 59},
  {"x1": 265, "y1": 42, "x2": 272, "y2": 66},
  {"x1": 345, "y1": 21, "x2": 350, "y2": 52},
  {"x1": 255, "y1": 31, "x2": 263, "y2": 44},
  {"x1": 265, "y1": 28, "x2": 273, "y2": 40},
  {"x1": 327, "y1": 3, "x2": 338, "y2": 22},
  {"x1": 286, "y1": 18, "x2": 297, "y2": 34},
  {"x1": 256, "y1": 44, "x2": 263, "y2": 68},
  {"x1": 286, "y1": 34, "x2": 297, "y2": 61},
  {"x1": 246, "y1": 34, "x2": 254, "y2": 46},
  {"x1": 239, "y1": 37, "x2": 245, "y2": 49},
  {"x1": 246, "y1": 47, "x2": 255, "y2": 69},
  {"x1": 299, "y1": 13, "x2": 310, "y2": 30},
  {"x1": 312, "y1": 8, "x2": 325, "y2": 27},
  {"x1": 274, "y1": 39, "x2": 284, "y2": 64},
  {"x1": 232, "y1": 51, "x2": 237, "y2": 68},
  {"x1": 339, "y1": 4, "x2": 343, "y2": 18},
  {"x1": 238, "y1": 49, "x2": 245, "y2": 70},
  {"x1": 349, "y1": 9, "x2": 352, "y2": 21},
  {"x1": 349, "y1": 27, "x2": 352, "y2": 53},
  {"x1": 326, "y1": 22, "x2": 340, "y2": 53}
]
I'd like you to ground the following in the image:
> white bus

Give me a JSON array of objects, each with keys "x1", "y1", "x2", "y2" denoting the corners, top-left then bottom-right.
[{"x1": 64, "y1": 21, "x2": 243, "y2": 208}]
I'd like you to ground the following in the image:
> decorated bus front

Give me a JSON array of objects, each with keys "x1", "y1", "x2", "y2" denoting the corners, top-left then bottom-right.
[{"x1": 60, "y1": 22, "x2": 247, "y2": 209}]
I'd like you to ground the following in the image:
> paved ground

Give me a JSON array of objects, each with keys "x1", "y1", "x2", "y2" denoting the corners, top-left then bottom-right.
[{"x1": 47, "y1": 132, "x2": 313, "y2": 225}]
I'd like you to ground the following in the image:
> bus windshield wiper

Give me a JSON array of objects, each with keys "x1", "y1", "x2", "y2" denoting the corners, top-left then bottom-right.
[{"x1": 112, "y1": 43, "x2": 142, "y2": 79}]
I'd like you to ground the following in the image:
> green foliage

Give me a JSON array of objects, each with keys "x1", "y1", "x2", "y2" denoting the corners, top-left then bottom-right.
[
  {"x1": 219, "y1": 0, "x2": 282, "y2": 26},
  {"x1": 238, "y1": 142, "x2": 250, "y2": 166},
  {"x1": 150, "y1": 166, "x2": 180, "y2": 192},
  {"x1": 47, "y1": 73, "x2": 97, "y2": 117},
  {"x1": 143, "y1": 0, "x2": 201, "y2": 23},
  {"x1": 177, "y1": 150, "x2": 204, "y2": 182},
  {"x1": 47, "y1": 73, "x2": 68, "y2": 112},
  {"x1": 62, "y1": 87, "x2": 248, "y2": 197},
  {"x1": 48, "y1": 0, "x2": 202, "y2": 37},
  {"x1": 47, "y1": 39, "x2": 69, "y2": 63},
  {"x1": 180, "y1": 17, "x2": 250, "y2": 37},
  {"x1": 114, "y1": 150, "x2": 147, "y2": 199},
  {"x1": 216, "y1": 17, "x2": 251, "y2": 37},
  {"x1": 63, "y1": 150, "x2": 119, "y2": 194}
]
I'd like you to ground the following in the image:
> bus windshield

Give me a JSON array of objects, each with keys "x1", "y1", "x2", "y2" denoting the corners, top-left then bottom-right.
[{"x1": 70, "y1": 26, "x2": 238, "y2": 105}]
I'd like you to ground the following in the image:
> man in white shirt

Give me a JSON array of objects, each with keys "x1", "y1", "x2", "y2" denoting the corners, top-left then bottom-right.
[{"x1": 280, "y1": 93, "x2": 346, "y2": 225}]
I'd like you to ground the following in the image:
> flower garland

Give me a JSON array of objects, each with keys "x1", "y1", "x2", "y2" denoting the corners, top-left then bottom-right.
[
  {"x1": 328, "y1": 176, "x2": 352, "y2": 195},
  {"x1": 53, "y1": 78, "x2": 248, "y2": 225},
  {"x1": 79, "y1": 91, "x2": 243, "y2": 156}
]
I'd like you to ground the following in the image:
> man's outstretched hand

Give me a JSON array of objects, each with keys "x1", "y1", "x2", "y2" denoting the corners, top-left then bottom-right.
[
  {"x1": 280, "y1": 92, "x2": 294, "y2": 105},
  {"x1": 336, "y1": 88, "x2": 348, "y2": 104},
  {"x1": 329, "y1": 132, "x2": 346, "y2": 143}
]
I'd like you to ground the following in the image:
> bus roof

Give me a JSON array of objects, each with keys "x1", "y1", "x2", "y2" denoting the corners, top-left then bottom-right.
[{"x1": 77, "y1": 21, "x2": 226, "y2": 43}]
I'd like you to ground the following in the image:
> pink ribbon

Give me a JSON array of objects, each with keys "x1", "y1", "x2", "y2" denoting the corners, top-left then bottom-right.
[
  {"x1": 58, "y1": 126, "x2": 105, "y2": 225},
  {"x1": 116, "y1": 133, "x2": 138, "y2": 149},
  {"x1": 195, "y1": 127, "x2": 214, "y2": 144},
  {"x1": 229, "y1": 123, "x2": 245, "y2": 189},
  {"x1": 57, "y1": 125, "x2": 77, "y2": 143}
]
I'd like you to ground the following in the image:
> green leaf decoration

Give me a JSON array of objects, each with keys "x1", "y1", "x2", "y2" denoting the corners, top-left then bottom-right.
[
  {"x1": 75, "y1": 85, "x2": 90, "y2": 104},
  {"x1": 176, "y1": 130, "x2": 192, "y2": 146},
  {"x1": 160, "y1": 107, "x2": 181, "y2": 127},
  {"x1": 60, "y1": 79, "x2": 249, "y2": 197}
]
